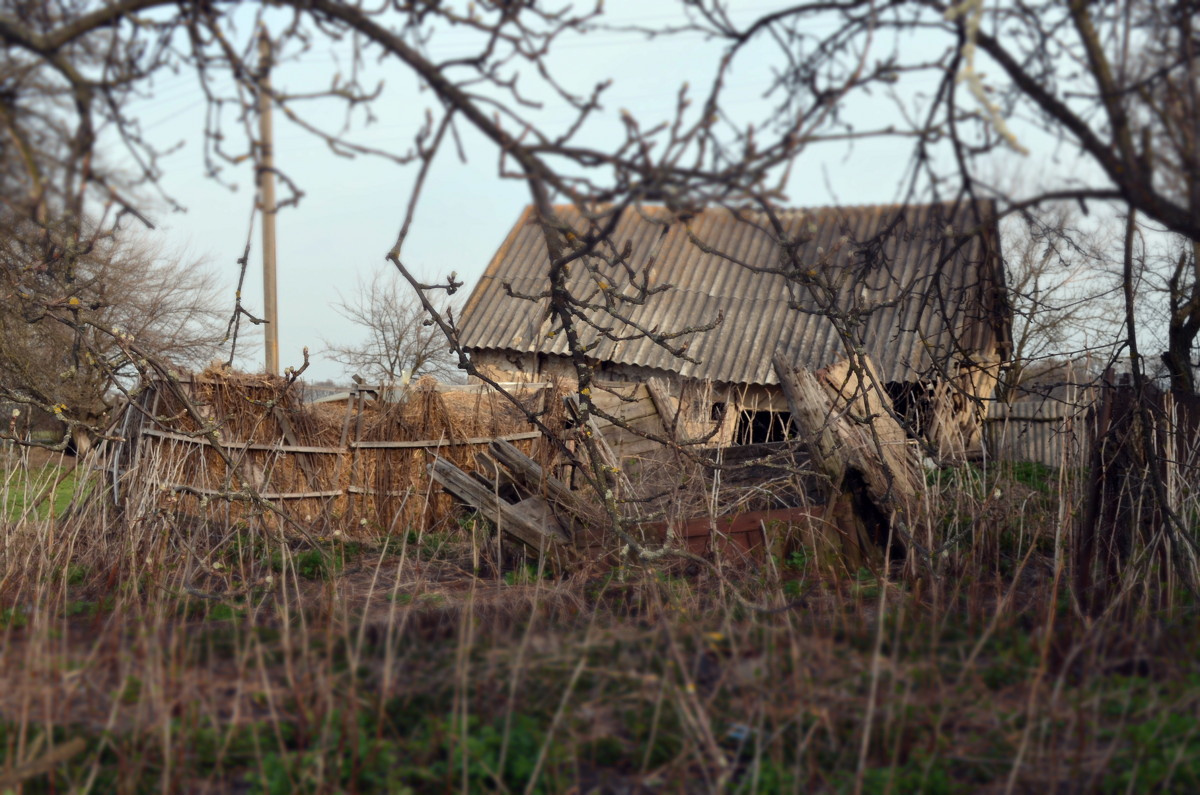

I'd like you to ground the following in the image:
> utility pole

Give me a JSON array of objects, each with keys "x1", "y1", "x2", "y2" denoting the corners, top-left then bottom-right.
[{"x1": 258, "y1": 27, "x2": 280, "y2": 375}]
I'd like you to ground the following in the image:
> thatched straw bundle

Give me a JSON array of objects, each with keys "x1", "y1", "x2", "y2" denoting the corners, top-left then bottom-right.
[
  {"x1": 357, "y1": 376, "x2": 552, "y2": 535},
  {"x1": 117, "y1": 368, "x2": 561, "y2": 540}
]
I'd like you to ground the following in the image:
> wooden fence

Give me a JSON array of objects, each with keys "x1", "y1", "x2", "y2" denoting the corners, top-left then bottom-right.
[
  {"x1": 111, "y1": 370, "x2": 1135, "y2": 551},
  {"x1": 108, "y1": 372, "x2": 811, "y2": 548},
  {"x1": 109, "y1": 374, "x2": 559, "y2": 536},
  {"x1": 1073, "y1": 375, "x2": 1200, "y2": 613},
  {"x1": 984, "y1": 399, "x2": 1093, "y2": 468}
]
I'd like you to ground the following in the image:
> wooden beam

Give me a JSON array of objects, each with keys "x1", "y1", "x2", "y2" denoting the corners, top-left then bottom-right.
[
  {"x1": 140, "y1": 427, "x2": 542, "y2": 452},
  {"x1": 488, "y1": 439, "x2": 591, "y2": 538},
  {"x1": 140, "y1": 428, "x2": 342, "y2": 454},
  {"x1": 350, "y1": 430, "x2": 540, "y2": 449},
  {"x1": 166, "y1": 485, "x2": 343, "y2": 500},
  {"x1": 428, "y1": 456, "x2": 570, "y2": 555},
  {"x1": 592, "y1": 396, "x2": 661, "y2": 425},
  {"x1": 772, "y1": 354, "x2": 847, "y2": 487},
  {"x1": 646, "y1": 377, "x2": 678, "y2": 440},
  {"x1": 346, "y1": 486, "x2": 416, "y2": 497}
]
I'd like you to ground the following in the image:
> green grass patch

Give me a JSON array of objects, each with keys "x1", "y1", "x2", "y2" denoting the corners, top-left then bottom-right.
[{"x1": 1, "y1": 460, "x2": 83, "y2": 521}]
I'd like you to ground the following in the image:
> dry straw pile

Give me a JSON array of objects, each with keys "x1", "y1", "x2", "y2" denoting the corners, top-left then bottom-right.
[{"x1": 118, "y1": 368, "x2": 564, "y2": 538}]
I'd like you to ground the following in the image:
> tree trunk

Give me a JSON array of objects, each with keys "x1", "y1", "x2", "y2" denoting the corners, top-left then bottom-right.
[
  {"x1": 70, "y1": 425, "x2": 93, "y2": 459},
  {"x1": 1163, "y1": 240, "x2": 1200, "y2": 396}
]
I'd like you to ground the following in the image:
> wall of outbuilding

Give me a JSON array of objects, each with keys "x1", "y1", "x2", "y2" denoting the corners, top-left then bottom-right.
[{"x1": 471, "y1": 347, "x2": 1004, "y2": 460}]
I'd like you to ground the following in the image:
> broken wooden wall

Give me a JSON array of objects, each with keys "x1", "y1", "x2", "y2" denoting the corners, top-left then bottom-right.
[
  {"x1": 924, "y1": 356, "x2": 1004, "y2": 460},
  {"x1": 588, "y1": 382, "x2": 667, "y2": 463}
]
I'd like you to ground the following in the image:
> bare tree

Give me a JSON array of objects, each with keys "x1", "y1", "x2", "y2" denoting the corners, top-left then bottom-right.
[
  {"x1": 1162, "y1": 239, "x2": 1200, "y2": 394},
  {"x1": 999, "y1": 202, "x2": 1120, "y2": 399},
  {"x1": 324, "y1": 271, "x2": 457, "y2": 385},
  {"x1": 0, "y1": 227, "x2": 227, "y2": 453},
  {"x1": 1137, "y1": 3, "x2": 1200, "y2": 394}
]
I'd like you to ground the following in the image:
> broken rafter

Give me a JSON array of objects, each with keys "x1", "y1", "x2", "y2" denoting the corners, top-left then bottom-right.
[{"x1": 428, "y1": 456, "x2": 572, "y2": 562}]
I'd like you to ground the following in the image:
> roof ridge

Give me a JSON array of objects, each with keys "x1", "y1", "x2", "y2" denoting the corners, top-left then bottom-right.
[{"x1": 541, "y1": 199, "x2": 994, "y2": 215}]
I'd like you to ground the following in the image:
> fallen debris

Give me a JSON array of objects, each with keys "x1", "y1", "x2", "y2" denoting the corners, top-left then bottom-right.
[
  {"x1": 429, "y1": 455, "x2": 568, "y2": 541},
  {"x1": 773, "y1": 353, "x2": 920, "y2": 568}
]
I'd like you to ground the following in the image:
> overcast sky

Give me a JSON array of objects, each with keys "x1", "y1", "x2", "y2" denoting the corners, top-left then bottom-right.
[{"x1": 112, "y1": 2, "x2": 1064, "y2": 384}]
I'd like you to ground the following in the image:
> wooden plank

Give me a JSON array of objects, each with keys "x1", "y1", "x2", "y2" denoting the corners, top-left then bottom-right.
[
  {"x1": 141, "y1": 426, "x2": 544, "y2": 467},
  {"x1": 646, "y1": 377, "x2": 678, "y2": 439},
  {"x1": 489, "y1": 439, "x2": 589, "y2": 535},
  {"x1": 349, "y1": 388, "x2": 367, "y2": 518},
  {"x1": 508, "y1": 497, "x2": 568, "y2": 545},
  {"x1": 602, "y1": 424, "x2": 644, "y2": 446},
  {"x1": 142, "y1": 427, "x2": 542, "y2": 452},
  {"x1": 489, "y1": 441, "x2": 573, "y2": 501},
  {"x1": 140, "y1": 428, "x2": 342, "y2": 454},
  {"x1": 606, "y1": 437, "x2": 647, "y2": 459},
  {"x1": 350, "y1": 430, "x2": 540, "y2": 449},
  {"x1": 346, "y1": 486, "x2": 416, "y2": 497},
  {"x1": 165, "y1": 485, "x2": 343, "y2": 499},
  {"x1": 592, "y1": 383, "x2": 651, "y2": 409},
  {"x1": 627, "y1": 415, "x2": 667, "y2": 436},
  {"x1": 428, "y1": 457, "x2": 569, "y2": 554},
  {"x1": 473, "y1": 452, "x2": 503, "y2": 483},
  {"x1": 614, "y1": 438, "x2": 664, "y2": 459},
  {"x1": 594, "y1": 398, "x2": 660, "y2": 425},
  {"x1": 592, "y1": 381, "x2": 643, "y2": 398},
  {"x1": 337, "y1": 388, "x2": 355, "y2": 448},
  {"x1": 594, "y1": 387, "x2": 671, "y2": 451}
]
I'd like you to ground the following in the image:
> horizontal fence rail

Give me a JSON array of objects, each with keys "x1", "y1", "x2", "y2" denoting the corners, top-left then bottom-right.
[
  {"x1": 139, "y1": 427, "x2": 542, "y2": 455},
  {"x1": 111, "y1": 377, "x2": 558, "y2": 535}
]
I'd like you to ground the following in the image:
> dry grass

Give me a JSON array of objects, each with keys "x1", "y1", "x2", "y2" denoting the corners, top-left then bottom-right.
[
  {"x1": 4, "y1": 371, "x2": 1200, "y2": 791},
  {"x1": 2, "y1": 426, "x2": 1200, "y2": 794}
]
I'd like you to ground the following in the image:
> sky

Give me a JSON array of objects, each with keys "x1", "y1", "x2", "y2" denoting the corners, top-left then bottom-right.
[{"x1": 109, "y1": 2, "x2": 1057, "y2": 384}]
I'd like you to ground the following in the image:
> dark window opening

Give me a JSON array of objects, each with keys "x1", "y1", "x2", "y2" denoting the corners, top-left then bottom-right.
[
  {"x1": 882, "y1": 381, "x2": 930, "y2": 438},
  {"x1": 734, "y1": 409, "x2": 794, "y2": 445},
  {"x1": 711, "y1": 402, "x2": 727, "y2": 422}
]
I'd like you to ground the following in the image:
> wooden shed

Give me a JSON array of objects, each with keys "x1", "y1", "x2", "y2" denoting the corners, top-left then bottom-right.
[{"x1": 458, "y1": 202, "x2": 1012, "y2": 459}]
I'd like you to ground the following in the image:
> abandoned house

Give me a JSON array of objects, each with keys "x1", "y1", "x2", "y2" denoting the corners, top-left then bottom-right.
[{"x1": 457, "y1": 202, "x2": 1012, "y2": 459}]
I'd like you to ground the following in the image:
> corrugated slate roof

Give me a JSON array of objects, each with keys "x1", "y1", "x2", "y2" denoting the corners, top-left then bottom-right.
[{"x1": 459, "y1": 203, "x2": 1010, "y2": 386}]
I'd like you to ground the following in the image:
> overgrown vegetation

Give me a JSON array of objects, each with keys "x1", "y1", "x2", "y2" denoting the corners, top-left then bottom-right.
[
  {"x1": 2, "y1": 446, "x2": 1199, "y2": 793},
  {"x1": 0, "y1": 450, "x2": 82, "y2": 522}
]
